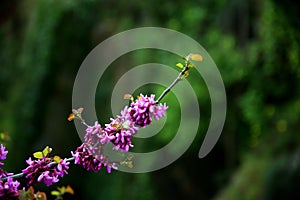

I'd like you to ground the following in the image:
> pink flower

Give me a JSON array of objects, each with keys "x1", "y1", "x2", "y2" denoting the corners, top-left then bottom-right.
[
  {"x1": 85, "y1": 121, "x2": 114, "y2": 146},
  {"x1": 104, "y1": 112, "x2": 139, "y2": 152},
  {"x1": 56, "y1": 158, "x2": 70, "y2": 177},
  {"x1": 37, "y1": 171, "x2": 59, "y2": 186},
  {"x1": 22, "y1": 156, "x2": 70, "y2": 186},
  {"x1": 0, "y1": 178, "x2": 20, "y2": 198},
  {"x1": 71, "y1": 144, "x2": 117, "y2": 173},
  {"x1": 0, "y1": 144, "x2": 8, "y2": 166},
  {"x1": 128, "y1": 94, "x2": 168, "y2": 127}
]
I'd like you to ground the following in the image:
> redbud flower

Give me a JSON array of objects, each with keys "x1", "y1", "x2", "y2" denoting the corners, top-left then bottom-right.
[
  {"x1": 128, "y1": 94, "x2": 168, "y2": 127},
  {"x1": 150, "y1": 102, "x2": 168, "y2": 120},
  {"x1": 0, "y1": 169, "x2": 9, "y2": 179},
  {"x1": 71, "y1": 144, "x2": 117, "y2": 173},
  {"x1": 0, "y1": 178, "x2": 20, "y2": 199},
  {"x1": 37, "y1": 170, "x2": 59, "y2": 187},
  {"x1": 85, "y1": 121, "x2": 114, "y2": 146},
  {"x1": 0, "y1": 144, "x2": 8, "y2": 166},
  {"x1": 0, "y1": 144, "x2": 12, "y2": 178},
  {"x1": 84, "y1": 121, "x2": 115, "y2": 160},
  {"x1": 106, "y1": 162, "x2": 118, "y2": 174},
  {"x1": 22, "y1": 156, "x2": 70, "y2": 186},
  {"x1": 104, "y1": 111, "x2": 139, "y2": 152},
  {"x1": 56, "y1": 158, "x2": 70, "y2": 177}
]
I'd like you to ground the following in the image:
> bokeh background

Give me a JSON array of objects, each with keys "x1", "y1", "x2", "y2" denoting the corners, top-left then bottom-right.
[{"x1": 0, "y1": 0, "x2": 300, "y2": 199}]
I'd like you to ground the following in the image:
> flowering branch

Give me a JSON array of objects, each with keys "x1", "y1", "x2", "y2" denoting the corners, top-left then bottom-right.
[
  {"x1": 1, "y1": 157, "x2": 75, "y2": 182},
  {"x1": 0, "y1": 53, "x2": 202, "y2": 199}
]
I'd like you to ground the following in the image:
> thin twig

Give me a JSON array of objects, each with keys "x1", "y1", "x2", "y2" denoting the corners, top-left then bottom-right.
[{"x1": 155, "y1": 65, "x2": 189, "y2": 104}]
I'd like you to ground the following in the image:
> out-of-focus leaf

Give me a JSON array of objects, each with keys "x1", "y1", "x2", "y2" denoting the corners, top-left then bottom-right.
[
  {"x1": 176, "y1": 63, "x2": 184, "y2": 68},
  {"x1": 189, "y1": 53, "x2": 203, "y2": 61}
]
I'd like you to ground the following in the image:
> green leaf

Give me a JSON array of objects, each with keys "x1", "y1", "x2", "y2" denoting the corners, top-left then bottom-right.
[
  {"x1": 33, "y1": 152, "x2": 43, "y2": 159},
  {"x1": 176, "y1": 63, "x2": 184, "y2": 68},
  {"x1": 42, "y1": 146, "x2": 52, "y2": 157},
  {"x1": 51, "y1": 191, "x2": 60, "y2": 196},
  {"x1": 0, "y1": 133, "x2": 5, "y2": 140},
  {"x1": 58, "y1": 186, "x2": 66, "y2": 193},
  {"x1": 188, "y1": 63, "x2": 195, "y2": 68},
  {"x1": 53, "y1": 155, "x2": 61, "y2": 163}
]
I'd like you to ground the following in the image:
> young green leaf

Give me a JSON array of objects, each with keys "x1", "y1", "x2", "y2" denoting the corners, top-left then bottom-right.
[
  {"x1": 176, "y1": 63, "x2": 184, "y2": 69},
  {"x1": 33, "y1": 152, "x2": 43, "y2": 159},
  {"x1": 42, "y1": 146, "x2": 52, "y2": 157},
  {"x1": 53, "y1": 155, "x2": 61, "y2": 163},
  {"x1": 188, "y1": 63, "x2": 195, "y2": 68},
  {"x1": 51, "y1": 190, "x2": 60, "y2": 196}
]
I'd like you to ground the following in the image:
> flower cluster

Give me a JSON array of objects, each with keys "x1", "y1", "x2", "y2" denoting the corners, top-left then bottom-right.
[
  {"x1": 0, "y1": 144, "x2": 20, "y2": 199},
  {"x1": 104, "y1": 111, "x2": 138, "y2": 152},
  {"x1": 22, "y1": 156, "x2": 70, "y2": 186},
  {"x1": 71, "y1": 144, "x2": 117, "y2": 173},
  {"x1": 0, "y1": 144, "x2": 10, "y2": 179},
  {"x1": 0, "y1": 144, "x2": 8, "y2": 167},
  {"x1": 72, "y1": 120, "x2": 119, "y2": 173},
  {"x1": 0, "y1": 93, "x2": 168, "y2": 197},
  {"x1": 84, "y1": 121, "x2": 114, "y2": 147},
  {"x1": 71, "y1": 94, "x2": 168, "y2": 173},
  {"x1": 0, "y1": 177, "x2": 20, "y2": 199},
  {"x1": 0, "y1": 53, "x2": 201, "y2": 196},
  {"x1": 128, "y1": 94, "x2": 168, "y2": 127}
]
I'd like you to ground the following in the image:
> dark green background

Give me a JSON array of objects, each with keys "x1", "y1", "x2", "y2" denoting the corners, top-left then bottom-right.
[{"x1": 0, "y1": 0, "x2": 299, "y2": 199}]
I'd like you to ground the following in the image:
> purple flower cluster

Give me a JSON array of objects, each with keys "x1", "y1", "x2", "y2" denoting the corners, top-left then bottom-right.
[
  {"x1": 71, "y1": 144, "x2": 117, "y2": 173},
  {"x1": 22, "y1": 157, "x2": 70, "y2": 186},
  {"x1": 72, "y1": 121, "x2": 120, "y2": 173},
  {"x1": 85, "y1": 121, "x2": 114, "y2": 147},
  {"x1": 128, "y1": 94, "x2": 168, "y2": 127},
  {"x1": 0, "y1": 178, "x2": 20, "y2": 199},
  {"x1": 0, "y1": 93, "x2": 168, "y2": 194},
  {"x1": 104, "y1": 112, "x2": 138, "y2": 152},
  {"x1": 72, "y1": 93, "x2": 168, "y2": 173},
  {"x1": 0, "y1": 144, "x2": 8, "y2": 167},
  {"x1": 0, "y1": 144, "x2": 10, "y2": 178},
  {"x1": 0, "y1": 144, "x2": 20, "y2": 199}
]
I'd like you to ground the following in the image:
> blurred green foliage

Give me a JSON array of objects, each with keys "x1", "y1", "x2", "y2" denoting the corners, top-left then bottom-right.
[{"x1": 0, "y1": 0, "x2": 299, "y2": 199}]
